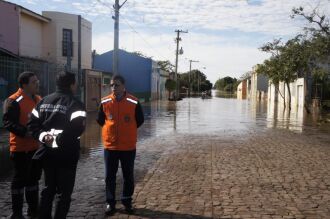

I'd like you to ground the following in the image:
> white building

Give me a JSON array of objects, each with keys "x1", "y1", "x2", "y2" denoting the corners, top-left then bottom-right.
[{"x1": 268, "y1": 78, "x2": 305, "y2": 108}]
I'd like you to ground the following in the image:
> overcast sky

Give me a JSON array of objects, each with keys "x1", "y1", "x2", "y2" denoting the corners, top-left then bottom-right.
[{"x1": 7, "y1": 0, "x2": 330, "y2": 83}]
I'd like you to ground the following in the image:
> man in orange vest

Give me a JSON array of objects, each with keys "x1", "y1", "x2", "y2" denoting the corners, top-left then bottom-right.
[
  {"x1": 97, "y1": 75, "x2": 144, "y2": 215},
  {"x1": 2, "y1": 72, "x2": 42, "y2": 219}
]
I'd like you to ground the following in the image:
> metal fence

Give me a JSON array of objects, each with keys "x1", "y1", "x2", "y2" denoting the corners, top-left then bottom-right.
[
  {"x1": 0, "y1": 56, "x2": 79, "y2": 98},
  {"x1": 0, "y1": 56, "x2": 82, "y2": 127}
]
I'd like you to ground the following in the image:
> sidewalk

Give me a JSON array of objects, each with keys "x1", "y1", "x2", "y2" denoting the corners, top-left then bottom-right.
[{"x1": 1, "y1": 128, "x2": 330, "y2": 218}]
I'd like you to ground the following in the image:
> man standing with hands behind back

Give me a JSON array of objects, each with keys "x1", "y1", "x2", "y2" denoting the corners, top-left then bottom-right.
[
  {"x1": 28, "y1": 71, "x2": 86, "y2": 219},
  {"x1": 97, "y1": 75, "x2": 144, "y2": 215}
]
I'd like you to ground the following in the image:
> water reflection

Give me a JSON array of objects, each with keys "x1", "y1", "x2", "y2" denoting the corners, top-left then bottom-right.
[
  {"x1": 80, "y1": 96, "x2": 330, "y2": 156},
  {"x1": 1, "y1": 96, "x2": 329, "y2": 177},
  {"x1": 266, "y1": 98, "x2": 326, "y2": 132}
]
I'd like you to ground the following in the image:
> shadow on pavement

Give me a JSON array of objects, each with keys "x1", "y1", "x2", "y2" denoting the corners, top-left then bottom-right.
[{"x1": 105, "y1": 208, "x2": 213, "y2": 219}]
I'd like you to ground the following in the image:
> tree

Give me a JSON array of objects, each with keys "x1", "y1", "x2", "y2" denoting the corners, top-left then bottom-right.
[
  {"x1": 131, "y1": 51, "x2": 152, "y2": 59},
  {"x1": 165, "y1": 79, "x2": 176, "y2": 99},
  {"x1": 178, "y1": 69, "x2": 212, "y2": 94},
  {"x1": 239, "y1": 71, "x2": 252, "y2": 80},
  {"x1": 291, "y1": 7, "x2": 329, "y2": 36},
  {"x1": 214, "y1": 76, "x2": 238, "y2": 93},
  {"x1": 258, "y1": 5, "x2": 330, "y2": 110},
  {"x1": 259, "y1": 37, "x2": 311, "y2": 110},
  {"x1": 157, "y1": 60, "x2": 174, "y2": 73},
  {"x1": 291, "y1": 6, "x2": 330, "y2": 104}
]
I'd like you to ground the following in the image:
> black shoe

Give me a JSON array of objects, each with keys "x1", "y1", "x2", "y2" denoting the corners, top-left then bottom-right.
[
  {"x1": 105, "y1": 204, "x2": 116, "y2": 216},
  {"x1": 124, "y1": 204, "x2": 134, "y2": 214}
]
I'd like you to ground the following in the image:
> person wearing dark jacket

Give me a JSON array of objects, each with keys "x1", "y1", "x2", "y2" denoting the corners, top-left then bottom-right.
[
  {"x1": 27, "y1": 71, "x2": 86, "y2": 219},
  {"x1": 2, "y1": 72, "x2": 41, "y2": 219},
  {"x1": 96, "y1": 75, "x2": 144, "y2": 215}
]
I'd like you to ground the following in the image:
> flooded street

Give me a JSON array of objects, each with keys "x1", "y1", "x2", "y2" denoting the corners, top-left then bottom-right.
[
  {"x1": 1, "y1": 95, "x2": 330, "y2": 218},
  {"x1": 79, "y1": 95, "x2": 330, "y2": 157}
]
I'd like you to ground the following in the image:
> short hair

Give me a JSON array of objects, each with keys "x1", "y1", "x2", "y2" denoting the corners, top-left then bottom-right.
[
  {"x1": 111, "y1": 74, "x2": 125, "y2": 85},
  {"x1": 56, "y1": 71, "x2": 76, "y2": 89},
  {"x1": 18, "y1": 71, "x2": 36, "y2": 88}
]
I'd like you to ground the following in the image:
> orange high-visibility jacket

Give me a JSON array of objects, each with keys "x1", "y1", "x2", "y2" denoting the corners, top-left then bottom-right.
[
  {"x1": 100, "y1": 93, "x2": 139, "y2": 151},
  {"x1": 8, "y1": 88, "x2": 41, "y2": 152}
]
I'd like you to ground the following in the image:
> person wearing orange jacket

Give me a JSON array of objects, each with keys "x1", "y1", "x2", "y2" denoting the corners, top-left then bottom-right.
[
  {"x1": 96, "y1": 75, "x2": 144, "y2": 215},
  {"x1": 2, "y1": 72, "x2": 41, "y2": 219}
]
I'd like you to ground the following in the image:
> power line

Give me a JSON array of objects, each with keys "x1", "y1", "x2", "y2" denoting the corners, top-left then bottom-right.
[{"x1": 121, "y1": 15, "x2": 170, "y2": 61}]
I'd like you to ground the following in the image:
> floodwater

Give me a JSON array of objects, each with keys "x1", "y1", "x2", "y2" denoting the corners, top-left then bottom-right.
[
  {"x1": 79, "y1": 91, "x2": 330, "y2": 157},
  {"x1": 1, "y1": 92, "x2": 330, "y2": 176}
]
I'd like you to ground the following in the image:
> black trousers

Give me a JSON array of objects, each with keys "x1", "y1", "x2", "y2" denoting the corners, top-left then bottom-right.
[
  {"x1": 104, "y1": 149, "x2": 136, "y2": 207},
  {"x1": 39, "y1": 164, "x2": 77, "y2": 219},
  {"x1": 10, "y1": 150, "x2": 41, "y2": 215}
]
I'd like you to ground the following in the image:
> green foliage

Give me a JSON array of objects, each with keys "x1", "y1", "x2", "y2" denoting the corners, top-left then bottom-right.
[
  {"x1": 214, "y1": 76, "x2": 238, "y2": 93},
  {"x1": 157, "y1": 60, "x2": 174, "y2": 73},
  {"x1": 165, "y1": 79, "x2": 176, "y2": 92},
  {"x1": 178, "y1": 69, "x2": 213, "y2": 92},
  {"x1": 257, "y1": 6, "x2": 330, "y2": 108}
]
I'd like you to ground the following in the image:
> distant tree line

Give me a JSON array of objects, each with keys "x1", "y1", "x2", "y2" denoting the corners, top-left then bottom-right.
[{"x1": 214, "y1": 76, "x2": 239, "y2": 93}]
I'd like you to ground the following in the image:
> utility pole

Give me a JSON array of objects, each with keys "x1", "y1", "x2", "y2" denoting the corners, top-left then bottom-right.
[
  {"x1": 189, "y1": 60, "x2": 199, "y2": 97},
  {"x1": 174, "y1": 29, "x2": 188, "y2": 100},
  {"x1": 112, "y1": 0, "x2": 127, "y2": 75}
]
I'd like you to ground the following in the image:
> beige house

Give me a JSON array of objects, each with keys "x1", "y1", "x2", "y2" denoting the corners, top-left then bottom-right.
[
  {"x1": 19, "y1": 9, "x2": 50, "y2": 59},
  {"x1": 42, "y1": 11, "x2": 92, "y2": 70},
  {"x1": 0, "y1": 2, "x2": 92, "y2": 69}
]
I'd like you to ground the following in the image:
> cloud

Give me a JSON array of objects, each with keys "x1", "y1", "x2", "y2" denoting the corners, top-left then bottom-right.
[
  {"x1": 92, "y1": 30, "x2": 271, "y2": 83},
  {"x1": 16, "y1": 0, "x2": 328, "y2": 82},
  {"x1": 22, "y1": 0, "x2": 39, "y2": 4}
]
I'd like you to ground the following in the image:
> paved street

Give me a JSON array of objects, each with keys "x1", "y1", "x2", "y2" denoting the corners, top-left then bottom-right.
[{"x1": 1, "y1": 127, "x2": 330, "y2": 219}]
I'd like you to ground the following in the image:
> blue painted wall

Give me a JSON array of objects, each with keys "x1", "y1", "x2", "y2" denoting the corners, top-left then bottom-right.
[{"x1": 94, "y1": 50, "x2": 152, "y2": 100}]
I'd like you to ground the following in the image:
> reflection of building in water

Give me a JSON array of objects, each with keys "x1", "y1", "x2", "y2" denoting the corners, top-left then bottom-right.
[
  {"x1": 267, "y1": 98, "x2": 304, "y2": 132},
  {"x1": 79, "y1": 112, "x2": 102, "y2": 153}
]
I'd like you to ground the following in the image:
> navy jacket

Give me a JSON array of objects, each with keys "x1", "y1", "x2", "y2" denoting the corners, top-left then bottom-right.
[{"x1": 27, "y1": 88, "x2": 86, "y2": 166}]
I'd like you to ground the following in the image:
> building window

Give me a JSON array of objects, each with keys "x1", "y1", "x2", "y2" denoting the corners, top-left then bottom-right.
[
  {"x1": 62, "y1": 29, "x2": 73, "y2": 57},
  {"x1": 103, "y1": 77, "x2": 111, "y2": 86}
]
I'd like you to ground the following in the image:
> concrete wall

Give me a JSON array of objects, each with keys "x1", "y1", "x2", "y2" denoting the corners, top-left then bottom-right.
[
  {"x1": 41, "y1": 13, "x2": 57, "y2": 63},
  {"x1": 268, "y1": 78, "x2": 305, "y2": 108},
  {"x1": 19, "y1": 12, "x2": 44, "y2": 58},
  {"x1": 80, "y1": 17, "x2": 92, "y2": 69},
  {"x1": 257, "y1": 74, "x2": 268, "y2": 92},
  {"x1": 0, "y1": 1, "x2": 19, "y2": 54},
  {"x1": 237, "y1": 80, "x2": 247, "y2": 99},
  {"x1": 250, "y1": 71, "x2": 268, "y2": 101},
  {"x1": 159, "y1": 69, "x2": 169, "y2": 100},
  {"x1": 151, "y1": 61, "x2": 160, "y2": 100}
]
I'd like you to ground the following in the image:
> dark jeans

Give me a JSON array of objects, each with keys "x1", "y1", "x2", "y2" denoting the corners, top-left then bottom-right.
[
  {"x1": 10, "y1": 150, "x2": 41, "y2": 215},
  {"x1": 104, "y1": 149, "x2": 136, "y2": 207},
  {"x1": 39, "y1": 164, "x2": 77, "y2": 219}
]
